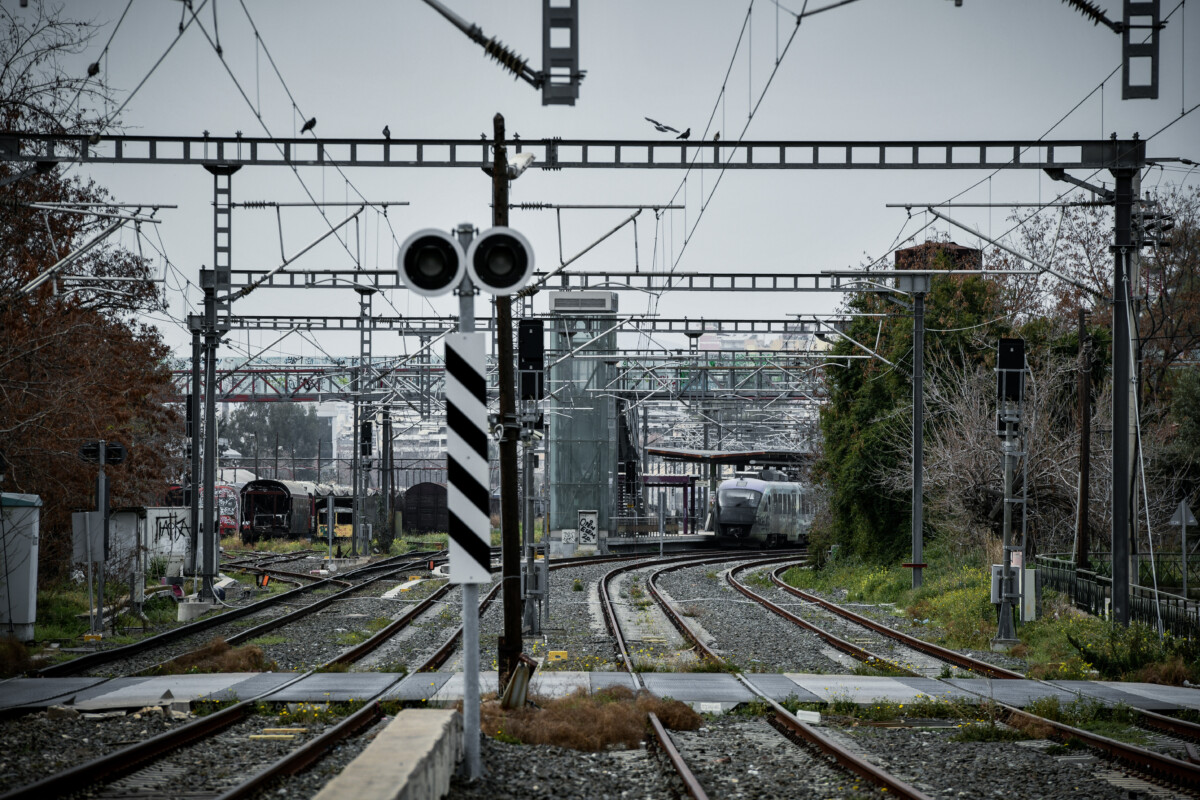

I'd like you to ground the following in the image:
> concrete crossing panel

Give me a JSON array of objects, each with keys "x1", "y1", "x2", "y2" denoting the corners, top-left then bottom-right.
[
  {"x1": 265, "y1": 673, "x2": 403, "y2": 703},
  {"x1": 0, "y1": 677, "x2": 111, "y2": 710}
]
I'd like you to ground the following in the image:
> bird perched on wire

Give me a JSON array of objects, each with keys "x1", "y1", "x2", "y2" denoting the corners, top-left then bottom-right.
[
  {"x1": 300, "y1": 117, "x2": 317, "y2": 134},
  {"x1": 677, "y1": 128, "x2": 691, "y2": 140},
  {"x1": 382, "y1": 125, "x2": 391, "y2": 139},
  {"x1": 644, "y1": 117, "x2": 679, "y2": 134}
]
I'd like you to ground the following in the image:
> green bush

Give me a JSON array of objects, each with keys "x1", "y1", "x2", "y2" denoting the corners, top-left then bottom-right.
[{"x1": 1066, "y1": 620, "x2": 1200, "y2": 682}]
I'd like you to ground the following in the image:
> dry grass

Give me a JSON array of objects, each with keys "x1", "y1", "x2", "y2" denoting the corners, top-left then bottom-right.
[
  {"x1": 152, "y1": 637, "x2": 277, "y2": 674},
  {"x1": 476, "y1": 685, "x2": 701, "y2": 751},
  {"x1": 0, "y1": 637, "x2": 33, "y2": 678},
  {"x1": 1134, "y1": 655, "x2": 1192, "y2": 685}
]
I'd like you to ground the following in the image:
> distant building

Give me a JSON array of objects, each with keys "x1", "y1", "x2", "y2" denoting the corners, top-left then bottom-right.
[{"x1": 895, "y1": 240, "x2": 982, "y2": 271}]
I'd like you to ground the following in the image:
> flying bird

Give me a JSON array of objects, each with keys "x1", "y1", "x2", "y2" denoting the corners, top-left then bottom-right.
[
  {"x1": 644, "y1": 117, "x2": 679, "y2": 134},
  {"x1": 300, "y1": 117, "x2": 317, "y2": 134},
  {"x1": 382, "y1": 125, "x2": 391, "y2": 139},
  {"x1": 677, "y1": 128, "x2": 691, "y2": 140}
]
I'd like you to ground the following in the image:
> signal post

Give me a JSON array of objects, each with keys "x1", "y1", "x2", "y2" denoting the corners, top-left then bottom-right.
[{"x1": 396, "y1": 132, "x2": 535, "y2": 777}]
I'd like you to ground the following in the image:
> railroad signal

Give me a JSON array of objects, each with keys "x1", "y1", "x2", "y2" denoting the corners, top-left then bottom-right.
[
  {"x1": 80, "y1": 440, "x2": 126, "y2": 465},
  {"x1": 397, "y1": 228, "x2": 465, "y2": 297},
  {"x1": 466, "y1": 227, "x2": 534, "y2": 295},
  {"x1": 397, "y1": 226, "x2": 534, "y2": 297}
]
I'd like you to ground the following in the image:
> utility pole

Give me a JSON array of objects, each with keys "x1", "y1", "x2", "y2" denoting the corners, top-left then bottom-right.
[
  {"x1": 896, "y1": 272, "x2": 930, "y2": 589},
  {"x1": 494, "y1": 113, "x2": 523, "y2": 690},
  {"x1": 1075, "y1": 308, "x2": 1092, "y2": 570},
  {"x1": 1111, "y1": 164, "x2": 1137, "y2": 625}
]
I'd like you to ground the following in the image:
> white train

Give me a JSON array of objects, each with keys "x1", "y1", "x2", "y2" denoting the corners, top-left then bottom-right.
[{"x1": 713, "y1": 473, "x2": 811, "y2": 548}]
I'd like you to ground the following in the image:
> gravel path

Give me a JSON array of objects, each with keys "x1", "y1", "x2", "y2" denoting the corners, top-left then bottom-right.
[
  {"x1": 668, "y1": 715, "x2": 878, "y2": 798},
  {"x1": 655, "y1": 562, "x2": 846, "y2": 673},
  {"x1": 840, "y1": 724, "x2": 1182, "y2": 799},
  {"x1": 449, "y1": 735, "x2": 677, "y2": 800}
]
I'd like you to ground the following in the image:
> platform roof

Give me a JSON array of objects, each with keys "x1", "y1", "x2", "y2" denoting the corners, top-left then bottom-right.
[{"x1": 645, "y1": 447, "x2": 811, "y2": 467}]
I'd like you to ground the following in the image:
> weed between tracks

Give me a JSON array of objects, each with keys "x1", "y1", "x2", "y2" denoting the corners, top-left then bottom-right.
[
  {"x1": 475, "y1": 686, "x2": 701, "y2": 751},
  {"x1": 150, "y1": 637, "x2": 278, "y2": 674}
]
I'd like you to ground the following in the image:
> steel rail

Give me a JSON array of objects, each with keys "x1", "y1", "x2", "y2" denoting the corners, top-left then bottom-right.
[
  {"x1": 0, "y1": 663, "x2": 321, "y2": 800},
  {"x1": 767, "y1": 564, "x2": 1024, "y2": 679},
  {"x1": 767, "y1": 565, "x2": 1200, "y2": 741},
  {"x1": 647, "y1": 711, "x2": 710, "y2": 800},
  {"x1": 630, "y1": 556, "x2": 931, "y2": 800},
  {"x1": 134, "y1": 557, "x2": 438, "y2": 676},
  {"x1": 720, "y1": 557, "x2": 920, "y2": 674},
  {"x1": 38, "y1": 551, "x2": 442, "y2": 677},
  {"x1": 733, "y1": 675, "x2": 934, "y2": 800},
  {"x1": 251, "y1": 566, "x2": 353, "y2": 588},
  {"x1": 597, "y1": 552, "x2": 761, "y2": 679},
  {"x1": 212, "y1": 698, "x2": 388, "y2": 800},
  {"x1": 998, "y1": 703, "x2": 1200, "y2": 791},
  {"x1": 417, "y1": 580, "x2": 504, "y2": 673},
  {"x1": 324, "y1": 579, "x2": 454, "y2": 667}
]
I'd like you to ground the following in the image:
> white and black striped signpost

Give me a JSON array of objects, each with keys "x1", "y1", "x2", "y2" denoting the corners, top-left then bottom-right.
[{"x1": 445, "y1": 333, "x2": 491, "y2": 584}]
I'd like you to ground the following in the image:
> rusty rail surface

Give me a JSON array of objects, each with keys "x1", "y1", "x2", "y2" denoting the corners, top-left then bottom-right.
[
  {"x1": 767, "y1": 563, "x2": 1200, "y2": 742},
  {"x1": 767, "y1": 564, "x2": 1024, "y2": 680},
  {"x1": 213, "y1": 699, "x2": 388, "y2": 800},
  {"x1": 647, "y1": 712, "x2": 709, "y2": 800}
]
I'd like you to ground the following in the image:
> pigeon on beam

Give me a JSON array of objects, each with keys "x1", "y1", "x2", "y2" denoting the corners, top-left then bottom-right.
[{"x1": 677, "y1": 128, "x2": 691, "y2": 140}]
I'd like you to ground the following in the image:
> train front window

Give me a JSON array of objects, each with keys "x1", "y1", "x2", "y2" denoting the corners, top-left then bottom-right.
[{"x1": 719, "y1": 488, "x2": 761, "y2": 508}]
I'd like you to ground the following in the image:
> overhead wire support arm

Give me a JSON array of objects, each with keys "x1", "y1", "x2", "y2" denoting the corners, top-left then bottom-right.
[
  {"x1": 19, "y1": 218, "x2": 128, "y2": 296},
  {"x1": 420, "y1": 0, "x2": 543, "y2": 88},
  {"x1": 921, "y1": 206, "x2": 1105, "y2": 298},
  {"x1": 226, "y1": 205, "x2": 364, "y2": 301}
]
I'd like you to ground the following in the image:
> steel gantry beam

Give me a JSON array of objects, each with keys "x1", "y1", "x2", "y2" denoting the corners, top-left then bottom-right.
[
  {"x1": 169, "y1": 348, "x2": 835, "y2": 403},
  {"x1": 0, "y1": 133, "x2": 1148, "y2": 172},
  {"x1": 212, "y1": 267, "x2": 886, "y2": 293}
]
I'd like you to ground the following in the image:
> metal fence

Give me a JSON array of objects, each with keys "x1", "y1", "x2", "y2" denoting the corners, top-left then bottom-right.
[{"x1": 1035, "y1": 555, "x2": 1199, "y2": 638}]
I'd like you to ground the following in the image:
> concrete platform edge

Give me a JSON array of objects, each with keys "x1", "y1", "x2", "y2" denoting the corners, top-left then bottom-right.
[{"x1": 312, "y1": 708, "x2": 461, "y2": 800}]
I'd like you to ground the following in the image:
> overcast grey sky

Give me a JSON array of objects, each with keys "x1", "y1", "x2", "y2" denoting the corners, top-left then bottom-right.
[{"x1": 30, "y1": 0, "x2": 1200, "y2": 360}]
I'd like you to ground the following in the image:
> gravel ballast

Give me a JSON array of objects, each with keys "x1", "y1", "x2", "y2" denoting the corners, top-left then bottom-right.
[
  {"x1": 841, "y1": 724, "x2": 1174, "y2": 799},
  {"x1": 668, "y1": 715, "x2": 879, "y2": 799},
  {"x1": 449, "y1": 735, "x2": 677, "y2": 800},
  {"x1": 655, "y1": 561, "x2": 847, "y2": 673}
]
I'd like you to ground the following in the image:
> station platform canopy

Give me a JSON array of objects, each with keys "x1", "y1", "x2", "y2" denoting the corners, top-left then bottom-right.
[{"x1": 646, "y1": 447, "x2": 811, "y2": 468}]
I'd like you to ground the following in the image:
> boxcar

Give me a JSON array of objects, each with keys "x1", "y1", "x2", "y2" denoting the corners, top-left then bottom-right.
[
  {"x1": 403, "y1": 482, "x2": 448, "y2": 535},
  {"x1": 240, "y1": 479, "x2": 316, "y2": 543}
]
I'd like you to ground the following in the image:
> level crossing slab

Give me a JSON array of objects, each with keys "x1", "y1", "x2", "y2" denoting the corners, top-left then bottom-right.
[
  {"x1": 946, "y1": 678, "x2": 1080, "y2": 708},
  {"x1": 3, "y1": 673, "x2": 1196, "y2": 712},
  {"x1": 1047, "y1": 680, "x2": 1179, "y2": 711},
  {"x1": 1097, "y1": 681, "x2": 1200, "y2": 710},
  {"x1": 264, "y1": 672, "x2": 403, "y2": 703},
  {"x1": 640, "y1": 672, "x2": 755, "y2": 711},
  {"x1": 0, "y1": 676, "x2": 113, "y2": 710},
  {"x1": 741, "y1": 674, "x2": 824, "y2": 704},
  {"x1": 73, "y1": 674, "x2": 261, "y2": 710},
  {"x1": 383, "y1": 672, "x2": 455, "y2": 702}
]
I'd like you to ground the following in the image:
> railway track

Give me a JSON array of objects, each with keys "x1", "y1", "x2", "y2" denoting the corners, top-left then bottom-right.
[
  {"x1": 762, "y1": 562, "x2": 1200, "y2": 744},
  {"x1": 660, "y1": 555, "x2": 1200, "y2": 795},
  {"x1": 38, "y1": 550, "x2": 447, "y2": 678},
  {"x1": 598, "y1": 549, "x2": 934, "y2": 798}
]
